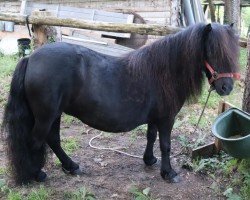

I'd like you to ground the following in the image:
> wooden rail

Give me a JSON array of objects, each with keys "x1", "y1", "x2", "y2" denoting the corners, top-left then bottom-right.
[
  {"x1": 0, "y1": 12, "x2": 247, "y2": 47},
  {"x1": 0, "y1": 12, "x2": 182, "y2": 36}
]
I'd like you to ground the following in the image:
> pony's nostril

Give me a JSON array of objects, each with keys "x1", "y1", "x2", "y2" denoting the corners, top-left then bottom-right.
[{"x1": 222, "y1": 84, "x2": 227, "y2": 91}]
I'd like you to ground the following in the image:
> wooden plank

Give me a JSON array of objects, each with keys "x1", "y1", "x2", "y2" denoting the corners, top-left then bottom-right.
[
  {"x1": 191, "y1": 142, "x2": 218, "y2": 159},
  {"x1": 61, "y1": 28, "x2": 117, "y2": 44},
  {"x1": 25, "y1": 2, "x2": 58, "y2": 14},
  {"x1": 143, "y1": 18, "x2": 167, "y2": 24},
  {"x1": 62, "y1": 35, "x2": 108, "y2": 45},
  {"x1": 24, "y1": 2, "x2": 134, "y2": 38},
  {"x1": 110, "y1": 7, "x2": 169, "y2": 13},
  {"x1": 95, "y1": 10, "x2": 131, "y2": 19},
  {"x1": 100, "y1": 13, "x2": 134, "y2": 38},
  {"x1": 59, "y1": 6, "x2": 95, "y2": 14},
  {"x1": 138, "y1": 11, "x2": 168, "y2": 18},
  {"x1": 127, "y1": 15, "x2": 134, "y2": 24},
  {"x1": 20, "y1": 0, "x2": 27, "y2": 15},
  {"x1": 58, "y1": 11, "x2": 92, "y2": 20},
  {"x1": 214, "y1": 138, "x2": 223, "y2": 153},
  {"x1": 26, "y1": 2, "x2": 59, "y2": 11},
  {"x1": 58, "y1": 6, "x2": 134, "y2": 38},
  {"x1": 60, "y1": 6, "x2": 131, "y2": 19},
  {"x1": 62, "y1": 37, "x2": 133, "y2": 57},
  {"x1": 94, "y1": 15, "x2": 129, "y2": 23}
]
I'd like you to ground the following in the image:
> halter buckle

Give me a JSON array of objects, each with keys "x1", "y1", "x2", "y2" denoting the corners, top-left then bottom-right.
[{"x1": 212, "y1": 71, "x2": 218, "y2": 80}]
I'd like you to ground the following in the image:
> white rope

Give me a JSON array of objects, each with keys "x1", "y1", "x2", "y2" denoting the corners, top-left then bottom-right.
[
  {"x1": 88, "y1": 132, "x2": 183, "y2": 159},
  {"x1": 88, "y1": 132, "x2": 144, "y2": 159}
]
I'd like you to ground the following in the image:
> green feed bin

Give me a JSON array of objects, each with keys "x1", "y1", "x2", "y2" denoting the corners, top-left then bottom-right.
[{"x1": 212, "y1": 108, "x2": 250, "y2": 158}]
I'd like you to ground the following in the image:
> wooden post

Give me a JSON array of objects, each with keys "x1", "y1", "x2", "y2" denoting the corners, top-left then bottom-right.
[
  {"x1": 31, "y1": 11, "x2": 57, "y2": 48},
  {"x1": 242, "y1": 33, "x2": 250, "y2": 113}
]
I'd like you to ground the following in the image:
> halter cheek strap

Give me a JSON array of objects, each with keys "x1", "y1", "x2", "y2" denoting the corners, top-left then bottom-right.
[{"x1": 205, "y1": 61, "x2": 241, "y2": 85}]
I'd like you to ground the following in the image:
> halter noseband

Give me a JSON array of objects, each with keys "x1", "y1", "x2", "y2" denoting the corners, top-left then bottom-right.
[{"x1": 205, "y1": 61, "x2": 241, "y2": 85}]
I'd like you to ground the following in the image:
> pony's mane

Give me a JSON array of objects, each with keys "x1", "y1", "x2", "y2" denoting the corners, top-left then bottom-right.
[{"x1": 120, "y1": 23, "x2": 239, "y2": 110}]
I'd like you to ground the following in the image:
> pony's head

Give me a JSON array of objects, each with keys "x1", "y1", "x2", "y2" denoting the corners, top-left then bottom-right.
[{"x1": 203, "y1": 23, "x2": 240, "y2": 96}]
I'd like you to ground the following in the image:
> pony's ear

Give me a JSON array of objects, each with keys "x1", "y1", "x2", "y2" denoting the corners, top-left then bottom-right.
[{"x1": 204, "y1": 24, "x2": 212, "y2": 33}]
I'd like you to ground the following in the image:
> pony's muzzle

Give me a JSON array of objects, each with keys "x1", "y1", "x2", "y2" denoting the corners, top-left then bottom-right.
[{"x1": 214, "y1": 78, "x2": 234, "y2": 96}]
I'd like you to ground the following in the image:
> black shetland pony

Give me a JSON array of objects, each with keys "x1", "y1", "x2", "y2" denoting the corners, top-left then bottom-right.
[{"x1": 2, "y1": 23, "x2": 239, "y2": 184}]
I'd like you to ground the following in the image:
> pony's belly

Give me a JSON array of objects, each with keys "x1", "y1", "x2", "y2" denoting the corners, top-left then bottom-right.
[
  {"x1": 65, "y1": 107, "x2": 146, "y2": 132},
  {"x1": 78, "y1": 115, "x2": 145, "y2": 133}
]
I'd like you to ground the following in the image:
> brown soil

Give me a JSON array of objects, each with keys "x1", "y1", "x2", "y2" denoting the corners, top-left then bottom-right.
[{"x1": 0, "y1": 111, "x2": 224, "y2": 199}]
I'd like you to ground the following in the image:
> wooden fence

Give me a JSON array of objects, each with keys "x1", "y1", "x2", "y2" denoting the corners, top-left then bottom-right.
[{"x1": 0, "y1": 12, "x2": 247, "y2": 47}]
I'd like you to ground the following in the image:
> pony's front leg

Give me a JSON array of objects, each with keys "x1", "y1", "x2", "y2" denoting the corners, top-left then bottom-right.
[
  {"x1": 143, "y1": 123, "x2": 158, "y2": 166},
  {"x1": 157, "y1": 119, "x2": 180, "y2": 183}
]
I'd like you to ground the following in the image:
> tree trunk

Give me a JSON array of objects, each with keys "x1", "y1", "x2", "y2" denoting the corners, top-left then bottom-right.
[
  {"x1": 207, "y1": 0, "x2": 216, "y2": 22},
  {"x1": 242, "y1": 34, "x2": 250, "y2": 113},
  {"x1": 224, "y1": 0, "x2": 240, "y2": 32},
  {"x1": 224, "y1": 0, "x2": 232, "y2": 24}
]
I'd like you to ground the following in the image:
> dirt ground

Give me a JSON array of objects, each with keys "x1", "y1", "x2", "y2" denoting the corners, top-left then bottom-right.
[{"x1": 0, "y1": 107, "x2": 224, "y2": 200}]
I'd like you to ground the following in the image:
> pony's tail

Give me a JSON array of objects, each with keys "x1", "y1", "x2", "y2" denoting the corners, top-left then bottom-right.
[{"x1": 2, "y1": 57, "x2": 46, "y2": 184}]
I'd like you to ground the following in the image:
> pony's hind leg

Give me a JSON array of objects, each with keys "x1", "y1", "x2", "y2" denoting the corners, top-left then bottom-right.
[
  {"x1": 46, "y1": 117, "x2": 81, "y2": 175},
  {"x1": 29, "y1": 117, "x2": 55, "y2": 182},
  {"x1": 143, "y1": 123, "x2": 158, "y2": 166}
]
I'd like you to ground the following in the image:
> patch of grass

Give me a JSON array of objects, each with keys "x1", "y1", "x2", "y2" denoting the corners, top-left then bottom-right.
[
  {"x1": 63, "y1": 187, "x2": 95, "y2": 200},
  {"x1": 191, "y1": 157, "x2": 223, "y2": 173},
  {"x1": 132, "y1": 125, "x2": 147, "y2": 134},
  {"x1": 130, "y1": 125, "x2": 147, "y2": 143},
  {"x1": 198, "y1": 87, "x2": 221, "y2": 109},
  {"x1": 129, "y1": 186, "x2": 158, "y2": 200},
  {"x1": 183, "y1": 153, "x2": 233, "y2": 174},
  {"x1": 26, "y1": 186, "x2": 50, "y2": 200},
  {"x1": 7, "y1": 191, "x2": 22, "y2": 200},
  {"x1": 223, "y1": 187, "x2": 242, "y2": 200},
  {"x1": 61, "y1": 114, "x2": 75, "y2": 126},
  {"x1": 61, "y1": 137, "x2": 79, "y2": 155},
  {"x1": 1, "y1": 181, "x2": 51, "y2": 200},
  {"x1": 0, "y1": 55, "x2": 18, "y2": 78},
  {"x1": 238, "y1": 159, "x2": 250, "y2": 199},
  {"x1": 0, "y1": 179, "x2": 20, "y2": 200},
  {"x1": 0, "y1": 55, "x2": 18, "y2": 107},
  {"x1": 239, "y1": 48, "x2": 247, "y2": 72},
  {"x1": 186, "y1": 155, "x2": 250, "y2": 199},
  {"x1": 61, "y1": 114, "x2": 81, "y2": 127},
  {"x1": 241, "y1": 7, "x2": 250, "y2": 37},
  {"x1": 0, "y1": 167, "x2": 6, "y2": 175},
  {"x1": 54, "y1": 157, "x2": 61, "y2": 166},
  {"x1": 102, "y1": 132, "x2": 113, "y2": 138}
]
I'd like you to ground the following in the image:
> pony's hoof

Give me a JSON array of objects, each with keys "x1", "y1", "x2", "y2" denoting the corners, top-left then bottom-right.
[
  {"x1": 170, "y1": 175, "x2": 181, "y2": 183},
  {"x1": 62, "y1": 166, "x2": 83, "y2": 175},
  {"x1": 70, "y1": 168, "x2": 83, "y2": 175},
  {"x1": 35, "y1": 170, "x2": 47, "y2": 182},
  {"x1": 143, "y1": 156, "x2": 158, "y2": 166},
  {"x1": 161, "y1": 169, "x2": 180, "y2": 183}
]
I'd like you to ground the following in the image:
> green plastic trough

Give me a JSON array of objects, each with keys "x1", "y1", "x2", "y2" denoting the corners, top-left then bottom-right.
[{"x1": 212, "y1": 108, "x2": 250, "y2": 158}]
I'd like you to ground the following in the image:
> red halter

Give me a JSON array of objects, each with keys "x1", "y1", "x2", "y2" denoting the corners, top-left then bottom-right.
[{"x1": 205, "y1": 61, "x2": 241, "y2": 85}]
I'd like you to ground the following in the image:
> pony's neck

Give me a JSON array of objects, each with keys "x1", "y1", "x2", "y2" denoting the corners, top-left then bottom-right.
[{"x1": 124, "y1": 24, "x2": 207, "y2": 110}]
